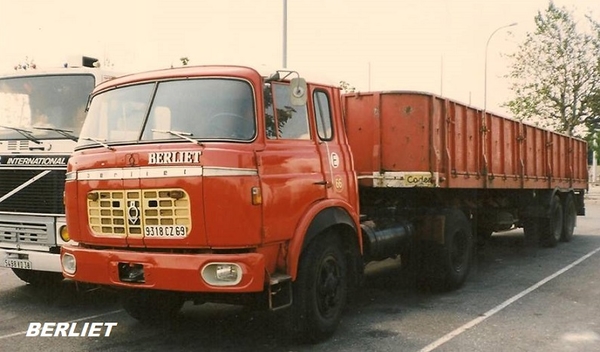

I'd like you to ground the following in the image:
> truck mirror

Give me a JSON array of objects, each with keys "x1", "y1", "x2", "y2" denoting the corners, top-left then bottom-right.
[{"x1": 290, "y1": 77, "x2": 307, "y2": 106}]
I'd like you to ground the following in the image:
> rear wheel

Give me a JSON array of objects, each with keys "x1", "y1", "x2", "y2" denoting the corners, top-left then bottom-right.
[
  {"x1": 561, "y1": 194, "x2": 576, "y2": 242},
  {"x1": 122, "y1": 289, "x2": 185, "y2": 322},
  {"x1": 539, "y1": 195, "x2": 563, "y2": 248},
  {"x1": 288, "y1": 233, "x2": 347, "y2": 343},
  {"x1": 11, "y1": 269, "x2": 64, "y2": 286},
  {"x1": 419, "y1": 208, "x2": 473, "y2": 291}
]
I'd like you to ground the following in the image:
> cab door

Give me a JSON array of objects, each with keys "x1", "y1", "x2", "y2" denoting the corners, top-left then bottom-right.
[
  {"x1": 312, "y1": 87, "x2": 357, "y2": 204},
  {"x1": 256, "y1": 82, "x2": 327, "y2": 244}
]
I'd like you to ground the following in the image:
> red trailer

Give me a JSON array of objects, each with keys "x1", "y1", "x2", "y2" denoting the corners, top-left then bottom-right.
[
  {"x1": 60, "y1": 66, "x2": 588, "y2": 342},
  {"x1": 345, "y1": 91, "x2": 587, "y2": 191}
]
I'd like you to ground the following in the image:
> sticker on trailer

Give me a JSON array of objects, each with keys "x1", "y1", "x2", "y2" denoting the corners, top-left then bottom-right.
[{"x1": 373, "y1": 171, "x2": 439, "y2": 188}]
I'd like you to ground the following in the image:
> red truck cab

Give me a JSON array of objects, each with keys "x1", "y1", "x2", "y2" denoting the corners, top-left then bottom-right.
[{"x1": 61, "y1": 66, "x2": 361, "y2": 341}]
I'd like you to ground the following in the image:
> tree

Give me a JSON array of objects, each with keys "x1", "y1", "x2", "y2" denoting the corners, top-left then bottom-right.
[
  {"x1": 339, "y1": 81, "x2": 355, "y2": 94},
  {"x1": 504, "y1": 2, "x2": 600, "y2": 138}
]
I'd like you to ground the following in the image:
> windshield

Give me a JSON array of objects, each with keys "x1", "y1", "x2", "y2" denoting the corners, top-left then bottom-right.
[
  {"x1": 78, "y1": 78, "x2": 256, "y2": 148},
  {"x1": 0, "y1": 74, "x2": 95, "y2": 140}
]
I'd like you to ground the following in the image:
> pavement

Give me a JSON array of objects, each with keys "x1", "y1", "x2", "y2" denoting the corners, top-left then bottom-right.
[{"x1": 586, "y1": 183, "x2": 600, "y2": 205}]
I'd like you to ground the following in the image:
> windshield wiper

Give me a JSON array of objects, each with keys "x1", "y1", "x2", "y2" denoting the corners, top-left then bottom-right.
[
  {"x1": 81, "y1": 136, "x2": 115, "y2": 151},
  {"x1": 33, "y1": 126, "x2": 78, "y2": 141},
  {"x1": 152, "y1": 129, "x2": 202, "y2": 145},
  {"x1": 0, "y1": 125, "x2": 42, "y2": 144}
]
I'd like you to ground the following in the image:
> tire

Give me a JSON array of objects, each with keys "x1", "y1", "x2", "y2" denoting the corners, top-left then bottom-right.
[
  {"x1": 419, "y1": 208, "x2": 472, "y2": 291},
  {"x1": 561, "y1": 194, "x2": 576, "y2": 242},
  {"x1": 122, "y1": 289, "x2": 185, "y2": 323},
  {"x1": 12, "y1": 269, "x2": 64, "y2": 286},
  {"x1": 539, "y1": 195, "x2": 563, "y2": 248},
  {"x1": 289, "y1": 234, "x2": 347, "y2": 343}
]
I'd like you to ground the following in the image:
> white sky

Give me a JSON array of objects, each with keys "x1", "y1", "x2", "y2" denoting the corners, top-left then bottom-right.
[{"x1": 0, "y1": 0, "x2": 598, "y2": 115}]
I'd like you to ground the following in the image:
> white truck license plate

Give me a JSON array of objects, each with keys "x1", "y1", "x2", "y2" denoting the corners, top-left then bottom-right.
[
  {"x1": 144, "y1": 225, "x2": 187, "y2": 237},
  {"x1": 3, "y1": 258, "x2": 33, "y2": 269}
]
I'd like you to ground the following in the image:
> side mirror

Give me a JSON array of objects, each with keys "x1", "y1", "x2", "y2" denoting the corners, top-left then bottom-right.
[{"x1": 290, "y1": 77, "x2": 307, "y2": 106}]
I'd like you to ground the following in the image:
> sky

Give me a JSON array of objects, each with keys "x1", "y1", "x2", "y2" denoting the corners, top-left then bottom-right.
[{"x1": 0, "y1": 0, "x2": 598, "y2": 116}]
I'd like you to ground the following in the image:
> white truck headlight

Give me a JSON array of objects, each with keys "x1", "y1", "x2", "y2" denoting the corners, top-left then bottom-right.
[
  {"x1": 61, "y1": 253, "x2": 77, "y2": 275},
  {"x1": 201, "y1": 263, "x2": 242, "y2": 286}
]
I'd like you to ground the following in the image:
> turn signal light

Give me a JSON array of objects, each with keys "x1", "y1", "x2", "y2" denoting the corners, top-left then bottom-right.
[
  {"x1": 59, "y1": 225, "x2": 70, "y2": 242},
  {"x1": 251, "y1": 187, "x2": 262, "y2": 205}
]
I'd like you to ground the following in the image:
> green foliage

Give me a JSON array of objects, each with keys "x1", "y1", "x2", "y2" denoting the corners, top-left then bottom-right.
[
  {"x1": 587, "y1": 130, "x2": 600, "y2": 163},
  {"x1": 504, "y1": 2, "x2": 600, "y2": 138}
]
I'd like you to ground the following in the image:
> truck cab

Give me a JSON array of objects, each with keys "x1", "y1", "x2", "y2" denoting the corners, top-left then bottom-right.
[
  {"x1": 0, "y1": 57, "x2": 120, "y2": 285},
  {"x1": 61, "y1": 66, "x2": 361, "y2": 341}
]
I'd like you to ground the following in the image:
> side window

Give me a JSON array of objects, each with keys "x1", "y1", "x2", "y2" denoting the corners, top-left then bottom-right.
[
  {"x1": 264, "y1": 83, "x2": 310, "y2": 140},
  {"x1": 314, "y1": 90, "x2": 333, "y2": 140}
]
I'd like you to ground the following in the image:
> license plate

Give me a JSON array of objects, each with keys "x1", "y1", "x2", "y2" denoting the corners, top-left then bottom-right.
[
  {"x1": 144, "y1": 225, "x2": 187, "y2": 238},
  {"x1": 3, "y1": 258, "x2": 32, "y2": 269}
]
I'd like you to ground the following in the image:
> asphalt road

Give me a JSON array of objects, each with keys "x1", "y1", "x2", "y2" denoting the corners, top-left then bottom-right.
[{"x1": 1, "y1": 187, "x2": 599, "y2": 352}]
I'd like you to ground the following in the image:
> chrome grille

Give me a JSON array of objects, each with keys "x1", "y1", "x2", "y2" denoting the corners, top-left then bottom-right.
[
  {"x1": 87, "y1": 188, "x2": 191, "y2": 237},
  {"x1": 0, "y1": 219, "x2": 50, "y2": 244}
]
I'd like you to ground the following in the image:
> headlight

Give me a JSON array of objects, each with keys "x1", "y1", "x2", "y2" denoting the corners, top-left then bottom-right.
[
  {"x1": 61, "y1": 253, "x2": 77, "y2": 275},
  {"x1": 201, "y1": 263, "x2": 242, "y2": 286},
  {"x1": 59, "y1": 225, "x2": 70, "y2": 242}
]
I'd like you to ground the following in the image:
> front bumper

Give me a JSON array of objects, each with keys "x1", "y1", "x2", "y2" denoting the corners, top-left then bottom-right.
[{"x1": 60, "y1": 245, "x2": 266, "y2": 293}]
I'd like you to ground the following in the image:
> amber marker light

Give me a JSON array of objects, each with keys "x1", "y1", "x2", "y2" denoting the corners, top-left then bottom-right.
[
  {"x1": 251, "y1": 187, "x2": 262, "y2": 205},
  {"x1": 59, "y1": 225, "x2": 70, "y2": 242}
]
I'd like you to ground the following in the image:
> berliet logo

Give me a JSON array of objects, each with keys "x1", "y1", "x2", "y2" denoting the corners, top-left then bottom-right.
[
  {"x1": 26, "y1": 322, "x2": 117, "y2": 337},
  {"x1": 127, "y1": 200, "x2": 140, "y2": 225},
  {"x1": 148, "y1": 151, "x2": 201, "y2": 165}
]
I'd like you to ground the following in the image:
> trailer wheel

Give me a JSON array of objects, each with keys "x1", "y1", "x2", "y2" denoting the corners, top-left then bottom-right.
[
  {"x1": 289, "y1": 234, "x2": 347, "y2": 343},
  {"x1": 419, "y1": 208, "x2": 472, "y2": 291},
  {"x1": 539, "y1": 195, "x2": 563, "y2": 248},
  {"x1": 561, "y1": 194, "x2": 576, "y2": 242},
  {"x1": 11, "y1": 269, "x2": 63, "y2": 286},
  {"x1": 440, "y1": 209, "x2": 472, "y2": 290},
  {"x1": 122, "y1": 289, "x2": 185, "y2": 323}
]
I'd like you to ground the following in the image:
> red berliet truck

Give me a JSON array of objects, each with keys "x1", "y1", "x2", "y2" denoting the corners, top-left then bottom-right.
[{"x1": 60, "y1": 66, "x2": 588, "y2": 342}]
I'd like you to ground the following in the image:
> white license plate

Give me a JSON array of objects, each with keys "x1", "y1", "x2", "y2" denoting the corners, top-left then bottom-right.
[
  {"x1": 144, "y1": 225, "x2": 187, "y2": 237},
  {"x1": 3, "y1": 258, "x2": 32, "y2": 269}
]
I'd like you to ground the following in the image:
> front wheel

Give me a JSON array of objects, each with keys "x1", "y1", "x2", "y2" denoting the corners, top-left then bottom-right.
[{"x1": 288, "y1": 234, "x2": 347, "y2": 343}]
